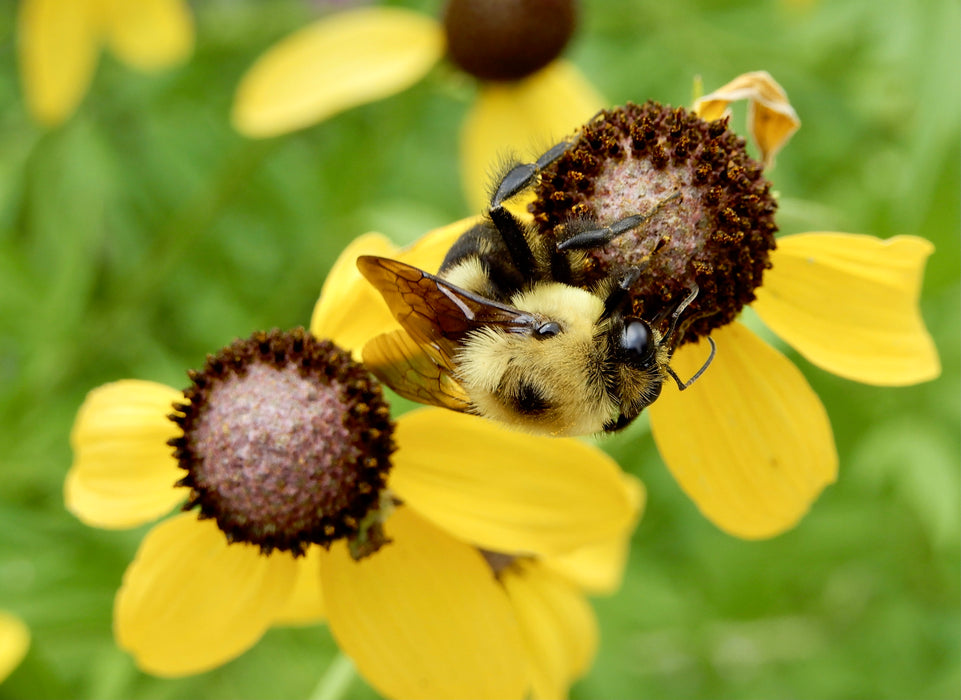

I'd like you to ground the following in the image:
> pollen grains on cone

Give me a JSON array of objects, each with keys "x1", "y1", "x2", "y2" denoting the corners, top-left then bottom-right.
[
  {"x1": 531, "y1": 101, "x2": 779, "y2": 345},
  {"x1": 167, "y1": 328, "x2": 395, "y2": 556},
  {"x1": 443, "y1": 0, "x2": 577, "y2": 82}
]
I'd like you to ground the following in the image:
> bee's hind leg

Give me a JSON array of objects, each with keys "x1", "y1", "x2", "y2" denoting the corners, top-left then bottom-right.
[
  {"x1": 487, "y1": 141, "x2": 571, "y2": 278},
  {"x1": 557, "y1": 191, "x2": 682, "y2": 252},
  {"x1": 490, "y1": 141, "x2": 571, "y2": 208}
]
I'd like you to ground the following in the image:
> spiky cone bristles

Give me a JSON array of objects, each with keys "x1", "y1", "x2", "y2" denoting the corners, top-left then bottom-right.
[
  {"x1": 531, "y1": 101, "x2": 778, "y2": 345},
  {"x1": 168, "y1": 328, "x2": 395, "y2": 557}
]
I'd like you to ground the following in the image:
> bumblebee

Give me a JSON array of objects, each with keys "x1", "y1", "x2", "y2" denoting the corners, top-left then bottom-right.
[{"x1": 357, "y1": 141, "x2": 715, "y2": 437}]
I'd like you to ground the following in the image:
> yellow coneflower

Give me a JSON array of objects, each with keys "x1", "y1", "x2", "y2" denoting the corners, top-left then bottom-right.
[
  {"x1": 231, "y1": 0, "x2": 604, "y2": 209},
  {"x1": 523, "y1": 71, "x2": 940, "y2": 538},
  {"x1": 66, "y1": 227, "x2": 641, "y2": 698},
  {"x1": 17, "y1": 0, "x2": 194, "y2": 126},
  {"x1": 354, "y1": 73, "x2": 939, "y2": 541}
]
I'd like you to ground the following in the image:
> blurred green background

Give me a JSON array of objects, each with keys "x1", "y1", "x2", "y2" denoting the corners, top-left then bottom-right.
[{"x1": 1, "y1": 0, "x2": 958, "y2": 698}]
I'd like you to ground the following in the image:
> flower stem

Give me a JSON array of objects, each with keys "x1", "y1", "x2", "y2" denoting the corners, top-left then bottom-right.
[{"x1": 308, "y1": 652, "x2": 356, "y2": 700}]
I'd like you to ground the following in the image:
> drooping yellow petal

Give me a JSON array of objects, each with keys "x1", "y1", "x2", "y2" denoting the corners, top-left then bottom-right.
[
  {"x1": 321, "y1": 506, "x2": 527, "y2": 700},
  {"x1": 272, "y1": 546, "x2": 325, "y2": 626},
  {"x1": 0, "y1": 612, "x2": 30, "y2": 683},
  {"x1": 390, "y1": 409, "x2": 638, "y2": 556},
  {"x1": 311, "y1": 233, "x2": 400, "y2": 358},
  {"x1": 115, "y1": 513, "x2": 297, "y2": 677},
  {"x1": 541, "y1": 475, "x2": 644, "y2": 594},
  {"x1": 753, "y1": 233, "x2": 940, "y2": 385},
  {"x1": 67, "y1": 380, "x2": 186, "y2": 529},
  {"x1": 232, "y1": 7, "x2": 444, "y2": 138},
  {"x1": 461, "y1": 60, "x2": 605, "y2": 210},
  {"x1": 692, "y1": 71, "x2": 800, "y2": 167},
  {"x1": 650, "y1": 322, "x2": 837, "y2": 539},
  {"x1": 501, "y1": 560, "x2": 598, "y2": 700},
  {"x1": 100, "y1": 0, "x2": 193, "y2": 70},
  {"x1": 18, "y1": 0, "x2": 101, "y2": 126}
]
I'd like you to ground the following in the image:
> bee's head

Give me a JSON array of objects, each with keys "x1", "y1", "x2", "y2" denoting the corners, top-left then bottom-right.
[
  {"x1": 454, "y1": 279, "x2": 711, "y2": 437},
  {"x1": 597, "y1": 275, "x2": 713, "y2": 432},
  {"x1": 600, "y1": 313, "x2": 669, "y2": 432}
]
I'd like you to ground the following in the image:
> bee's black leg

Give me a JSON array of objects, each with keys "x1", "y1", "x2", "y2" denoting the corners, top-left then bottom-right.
[
  {"x1": 557, "y1": 191, "x2": 682, "y2": 252},
  {"x1": 490, "y1": 141, "x2": 570, "y2": 208},
  {"x1": 487, "y1": 141, "x2": 571, "y2": 277}
]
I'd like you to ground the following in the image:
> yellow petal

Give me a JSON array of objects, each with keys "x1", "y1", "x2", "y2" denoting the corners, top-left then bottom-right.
[
  {"x1": 321, "y1": 506, "x2": 527, "y2": 700},
  {"x1": 99, "y1": 0, "x2": 193, "y2": 70},
  {"x1": 395, "y1": 216, "x2": 481, "y2": 271},
  {"x1": 115, "y1": 513, "x2": 297, "y2": 677},
  {"x1": 753, "y1": 233, "x2": 941, "y2": 385},
  {"x1": 232, "y1": 7, "x2": 443, "y2": 137},
  {"x1": 311, "y1": 233, "x2": 401, "y2": 358},
  {"x1": 17, "y1": 0, "x2": 101, "y2": 126},
  {"x1": 650, "y1": 322, "x2": 837, "y2": 539},
  {"x1": 541, "y1": 475, "x2": 644, "y2": 594},
  {"x1": 67, "y1": 380, "x2": 186, "y2": 529},
  {"x1": 692, "y1": 71, "x2": 800, "y2": 167},
  {"x1": 461, "y1": 60, "x2": 605, "y2": 211},
  {"x1": 311, "y1": 219, "x2": 479, "y2": 358},
  {"x1": 390, "y1": 409, "x2": 638, "y2": 556},
  {"x1": 0, "y1": 612, "x2": 30, "y2": 683},
  {"x1": 272, "y1": 546, "x2": 325, "y2": 626},
  {"x1": 501, "y1": 560, "x2": 598, "y2": 700}
]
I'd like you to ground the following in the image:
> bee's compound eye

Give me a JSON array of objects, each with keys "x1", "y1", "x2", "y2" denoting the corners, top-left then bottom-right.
[
  {"x1": 621, "y1": 320, "x2": 655, "y2": 366},
  {"x1": 534, "y1": 321, "x2": 561, "y2": 339}
]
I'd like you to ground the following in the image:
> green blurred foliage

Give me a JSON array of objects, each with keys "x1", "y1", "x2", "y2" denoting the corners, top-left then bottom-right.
[{"x1": 0, "y1": 0, "x2": 957, "y2": 698}]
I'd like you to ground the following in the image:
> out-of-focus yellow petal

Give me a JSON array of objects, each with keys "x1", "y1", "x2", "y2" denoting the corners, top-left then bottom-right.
[
  {"x1": 541, "y1": 475, "x2": 643, "y2": 594},
  {"x1": 501, "y1": 560, "x2": 598, "y2": 700},
  {"x1": 232, "y1": 7, "x2": 443, "y2": 138},
  {"x1": 461, "y1": 60, "x2": 604, "y2": 210},
  {"x1": 272, "y1": 546, "x2": 325, "y2": 626},
  {"x1": 753, "y1": 233, "x2": 941, "y2": 385},
  {"x1": 650, "y1": 322, "x2": 837, "y2": 539},
  {"x1": 321, "y1": 506, "x2": 527, "y2": 700},
  {"x1": 391, "y1": 409, "x2": 637, "y2": 556},
  {"x1": 0, "y1": 612, "x2": 30, "y2": 683},
  {"x1": 115, "y1": 513, "x2": 296, "y2": 677},
  {"x1": 18, "y1": 0, "x2": 101, "y2": 126},
  {"x1": 67, "y1": 380, "x2": 186, "y2": 529},
  {"x1": 100, "y1": 0, "x2": 193, "y2": 70},
  {"x1": 311, "y1": 233, "x2": 400, "y2": 358},
  {"x1": 692, "y1": 71, "x2": 800, "y2": 167}
]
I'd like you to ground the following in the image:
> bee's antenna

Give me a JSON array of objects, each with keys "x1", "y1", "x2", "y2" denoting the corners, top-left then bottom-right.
[
  {"x1": 664, "y1": 337, "x2": 716, "y2": 391},
  {"x1": 662, "y1": 284, "x2": 699, "y2": 346},
  {"x1": 658, "y1": 283, "x2": 715, "y2": 390}
]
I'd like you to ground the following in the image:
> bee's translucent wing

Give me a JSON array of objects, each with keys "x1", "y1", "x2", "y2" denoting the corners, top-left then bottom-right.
[
  {"x1": 363, "y1": 330, "x2": 472, "y2": 412},
  {"x1": 357, "y1": 255, "x2": 538, "y2": 368}
]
